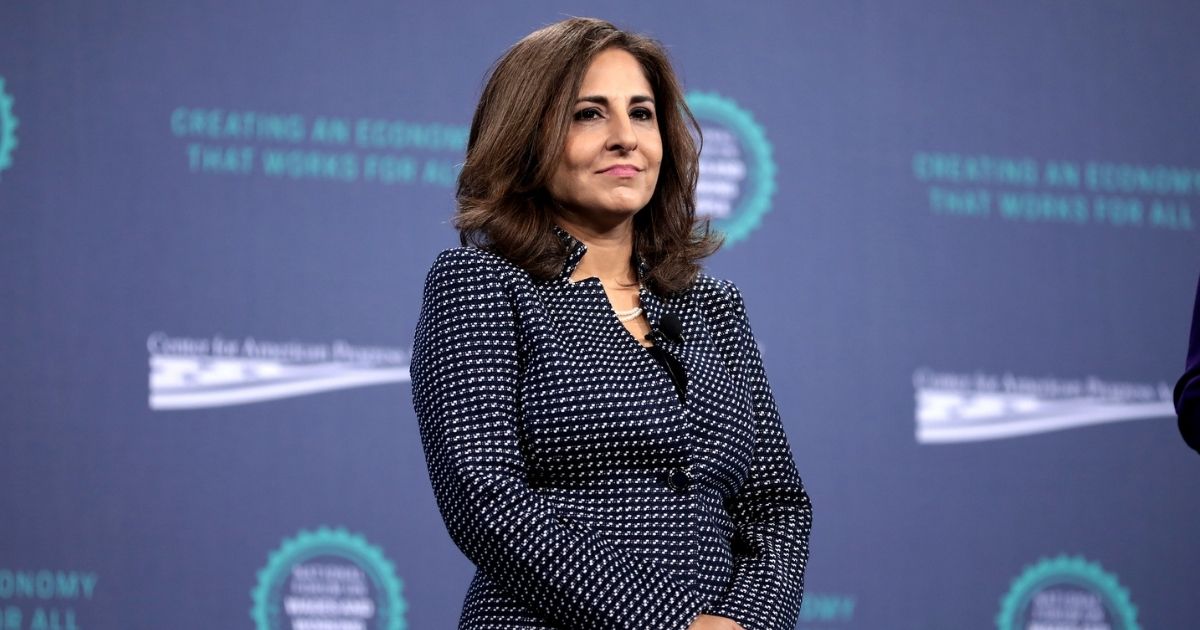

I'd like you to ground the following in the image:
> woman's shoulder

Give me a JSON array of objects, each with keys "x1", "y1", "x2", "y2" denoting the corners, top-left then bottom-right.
[
  {"x1": 422, "y1": 244, "x2": 535, "y2": 307},
  {"x1": 427, "y1": 245, "x2": 520, "y2": 272},
  {"x1": 688, "y1": 272, "x2": 745, "y2": 311},
  {"x1": 681, "y1": 273, "x2": 754, "y2": 335},
  {"x1": 690, "y1": 272, "x2": 736, "y2": 294},
  {"x1": 424, "y1": 246, "x2": 530, "y2": 288}
]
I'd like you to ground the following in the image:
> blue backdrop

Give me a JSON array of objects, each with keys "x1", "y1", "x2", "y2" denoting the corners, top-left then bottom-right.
[{"x1": 1, "y1": 2, "x2": 1197, "y2": 629}]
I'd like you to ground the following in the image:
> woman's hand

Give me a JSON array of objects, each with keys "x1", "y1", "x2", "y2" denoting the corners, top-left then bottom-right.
[{"x1": 688, "y1": 614, "x2": 746, "y2": 630}]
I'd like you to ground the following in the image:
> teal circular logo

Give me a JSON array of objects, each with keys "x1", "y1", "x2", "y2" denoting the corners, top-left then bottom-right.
[
  {"x1": 685, "y1": 91, "x2": 776, "y2": 246},
  {"x1": 997, "y1": 555, "x2": 1139, "y2": 630},
  {"x1": 0, "y1": 76, "x2": 17, "y2": 176},
  {"x1": 251, "y1": 527, "x2": 406, "y2": 630}
]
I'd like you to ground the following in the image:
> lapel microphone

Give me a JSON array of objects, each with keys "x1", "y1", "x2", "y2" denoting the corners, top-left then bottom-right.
[
  {"x1": 645, "y1": 314, "x2": 687, "y2": 403},
  {"x1": 657, "y1": 312, "x2": 686, "y2": 343}
]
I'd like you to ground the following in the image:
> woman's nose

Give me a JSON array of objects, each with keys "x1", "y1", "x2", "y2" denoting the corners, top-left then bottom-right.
[{"x1": 605, "y1": 113, "x2": 638, "y2": 152}]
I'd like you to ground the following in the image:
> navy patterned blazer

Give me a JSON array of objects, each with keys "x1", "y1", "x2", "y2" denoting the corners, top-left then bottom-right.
[
  {"x1": 411, "y1": 229, "x2": 812, "y2": 630},
  {"x1": 1176, "y1": 273, "x2": 1200, "y2": 452}
]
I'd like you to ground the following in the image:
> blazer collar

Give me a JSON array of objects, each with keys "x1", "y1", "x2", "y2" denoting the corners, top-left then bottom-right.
[
  {"x1": 550, "y1": 225, "x2": 676, "y2": 346},
  {"x1": 552, "y1": 225, "x2": 650, "y2": 284}
]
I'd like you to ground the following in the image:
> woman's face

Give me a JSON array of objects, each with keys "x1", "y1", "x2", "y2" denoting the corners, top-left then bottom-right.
[{"x1": 547, "y1": 48, "x2": 663, "y2": 225}]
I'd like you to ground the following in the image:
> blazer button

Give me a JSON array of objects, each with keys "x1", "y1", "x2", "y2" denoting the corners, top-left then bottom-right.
[{"x1": 666, "y1": 466, "x2": 693, "y2": 493}]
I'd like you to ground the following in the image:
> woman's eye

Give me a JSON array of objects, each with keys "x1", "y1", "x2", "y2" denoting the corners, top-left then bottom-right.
[
  {"x1": 631, "y1": 108, "x2": 655, "y2": 121},
  {"x1": 574, "y1": 108, "x2": 602, "y2": 121}
]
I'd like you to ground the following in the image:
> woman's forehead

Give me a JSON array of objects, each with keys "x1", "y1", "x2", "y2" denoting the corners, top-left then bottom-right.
[{"x1": 577, "y1": 49, "x2": 652, "y2": 95}]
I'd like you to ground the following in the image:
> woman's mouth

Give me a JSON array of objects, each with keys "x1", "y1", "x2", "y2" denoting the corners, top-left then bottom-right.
[{"x1": 600, "y1": 165, "x2": 641, "y2": 177}]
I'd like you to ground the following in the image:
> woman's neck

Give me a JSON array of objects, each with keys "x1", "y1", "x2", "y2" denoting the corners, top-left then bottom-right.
[{"x1": 555, "y1": 214, "x2": 638, "y2": 287}]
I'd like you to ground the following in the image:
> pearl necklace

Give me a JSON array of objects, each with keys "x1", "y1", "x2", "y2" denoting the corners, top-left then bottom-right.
[
  {"x1": 613, "y1": 284, "x2": 644, "y2": 322},
  {"x1": 614, "y1": 305, "x2": 643, "y2": 322}
]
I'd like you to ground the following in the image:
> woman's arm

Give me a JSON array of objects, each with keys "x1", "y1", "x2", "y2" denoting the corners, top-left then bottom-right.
[
  {"x1": 1176, "y1": 273, "x2": 1200, "y2": 452},
  {"x1": 700, "y1": 282, "x2": 813, "y2": 630},
  {"x1": 411, "y1": 249, "x2": 703, "y2": 630}
]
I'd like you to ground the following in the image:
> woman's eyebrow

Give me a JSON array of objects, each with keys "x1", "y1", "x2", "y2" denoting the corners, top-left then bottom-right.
[{"x1": 576, "y1": 95, "x2": 656, "y2": 105}]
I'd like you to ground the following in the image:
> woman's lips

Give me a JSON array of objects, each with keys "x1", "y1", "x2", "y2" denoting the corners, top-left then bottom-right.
[{"x1": 601, "y1": 165, "x2": 641, "y2": 177}]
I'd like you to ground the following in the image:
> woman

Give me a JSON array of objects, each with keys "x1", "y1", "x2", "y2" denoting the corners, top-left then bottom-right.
[{"x1": 410, "y1": 17, "x2": 812, "y2": 630}]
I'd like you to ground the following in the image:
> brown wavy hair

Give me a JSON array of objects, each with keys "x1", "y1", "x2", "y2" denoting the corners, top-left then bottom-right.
[{"x1": 454, "y1": 17, "x2": 721, "y2": 295}]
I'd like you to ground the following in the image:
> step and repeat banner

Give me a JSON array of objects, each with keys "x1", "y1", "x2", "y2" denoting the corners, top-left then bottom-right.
[{"x1": 2, "y1": 2, "x2": 1197, "y2": 629}]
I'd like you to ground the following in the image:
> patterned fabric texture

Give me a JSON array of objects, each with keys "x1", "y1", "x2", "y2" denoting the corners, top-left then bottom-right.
[{"x1": 411, "y1": 230, "x2": 812, "y2": 630}]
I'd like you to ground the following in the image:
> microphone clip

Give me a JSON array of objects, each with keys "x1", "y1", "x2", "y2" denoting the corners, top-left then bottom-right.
[{"x1": 648, "y1": 313, "x2": 685, "y2": 346}]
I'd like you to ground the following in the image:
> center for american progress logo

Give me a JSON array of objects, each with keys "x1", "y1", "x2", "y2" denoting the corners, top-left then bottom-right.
[
  {"x1": 997, "y1": 556, "x2": 1139, "y2": 630},
  {"x1": 686, "y1": 92, "x2": 776, "y2": 245},
  {"x1": 252, "y1": 527, "x2": 406, "y2": 630},
  {"x1": 0, "y1": 75, "x2": 18, "y2": 176},
  {"x1": 913, "y1": 368, "x2": 1175, "y2": 443},
  {"x1": 147, "y1": 332, "x2": 409, "y2": 410}
]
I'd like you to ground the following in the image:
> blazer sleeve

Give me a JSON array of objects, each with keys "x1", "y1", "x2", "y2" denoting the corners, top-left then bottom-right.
[
  {"x1": 410, "y1": 249, "x2": 704, "y2": 630},
  {"x1": 701, "y1": 282, "x2": 813, "y2": 630},
  {"x1": 1175, "y1": 273, "x2": 1200, "y2": 452}
]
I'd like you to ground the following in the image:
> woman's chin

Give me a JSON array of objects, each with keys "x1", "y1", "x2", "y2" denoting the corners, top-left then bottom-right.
[
  {"x1": 599, "y1": 194, "x2": 653, "y2": 216},
  {"x1": 560, "y1": 200, "x2": 649, "y2": 226}
]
